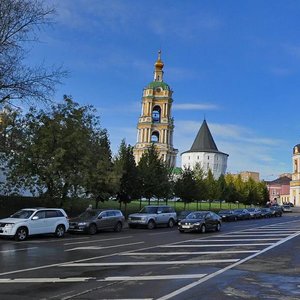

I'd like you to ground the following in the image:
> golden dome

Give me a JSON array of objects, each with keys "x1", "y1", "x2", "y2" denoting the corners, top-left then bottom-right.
[{"x1": 154, "y1": 50, "x2": 164, "y2": 69}]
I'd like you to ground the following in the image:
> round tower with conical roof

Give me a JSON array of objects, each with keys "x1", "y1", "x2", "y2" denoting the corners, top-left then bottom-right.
[
  {"x1": 181, "y1": 119, "x2": 228, "y2": 178},
  {"x1": 133, "y1": 51, "x2": 178, "y2": 167}
]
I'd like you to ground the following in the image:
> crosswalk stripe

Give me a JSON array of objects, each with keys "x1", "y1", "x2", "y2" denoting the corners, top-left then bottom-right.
[
  {"x1": 99, "y1": 274, "x2": 207, "y2": 281},
  {"x1": 0, "y1": 277, "x2": 94, "y2": 283}
]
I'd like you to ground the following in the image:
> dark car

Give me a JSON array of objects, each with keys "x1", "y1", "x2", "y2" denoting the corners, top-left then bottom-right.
[
  {"x1": 68, "y1": 209, "x2": 125, "y2": 234},
  {"x1": 260, "y1": 207, "x2": 273, "y2": 218},
  {"x1": 247, "y1": 208, "x2": 262, "y2": 219},
  {"x1": 234, "y1": 209, "x2": 251, "y2": 220},
  {"x1": 270, "y1": 206, "x2": 282, "y2": 217},
  {"x1": 218, "y1": 210, "x2": 238, "y2": 222},
  {"x1": 178, "y1": 211, "x2": 221, "y2": 233},
  {"x1": 177, "y1": 210, "x2": 192, "y2": 223}
]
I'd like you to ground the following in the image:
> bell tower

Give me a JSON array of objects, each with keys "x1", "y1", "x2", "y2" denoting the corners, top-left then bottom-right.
[
  {"x1": 133, "y1": 51, "x2": 178, "y2": 167},
  {"x1": 290, "y1": 144, "x2": 300, "y2": 206}
]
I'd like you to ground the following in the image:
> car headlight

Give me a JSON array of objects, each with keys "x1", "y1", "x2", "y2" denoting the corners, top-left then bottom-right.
[
  {"x1": 4, "y1": 223, "x2": 14, "y2": 228},
  {"x1": 178, "y1": 222, "x2": 181, "y2": 225},
  {"x1": 78, "y1": 222, "x2": 87, "y2": 226},
  {"x1": 194, "y1": 222, "x2": 201, "y2": 226}
]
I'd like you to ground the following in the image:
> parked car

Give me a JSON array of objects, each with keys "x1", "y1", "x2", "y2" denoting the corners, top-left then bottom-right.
[
  {"x1": 269, "y1": 206, "x2": 283, "y2": 217},
  {"x1": 128, "y1": 205, "x2": 177, "y2": 229},
  {"x1": 282, "y1": 205, "x2": 292, "y2": 212},
  {"x1": 0, "y1": 208, "x2": 69, "y2": 241},
  {"x1": 260, "y1": 207, "x2": 273, "y2": 218},
  {"x1": 247, "y1": 208, "x2": 262, "y2": 219},
  {"x1": 68, "y1": 209, "x2": 125, "y2": 234},
  {"x1": 178, "y1": 211, "x2": 221, "y2": 233},
  {"x1": 234, "y1": 209, "x2": 251, "y2": 220},
  {"x1": 177, "y1": 210, "x2": 192, "y2": 223},
  {"x1": 218, "y1": 210, "x2": 238, "y2": 222}
]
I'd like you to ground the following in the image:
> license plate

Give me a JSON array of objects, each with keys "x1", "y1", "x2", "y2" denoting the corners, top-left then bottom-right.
[
  {"x1": 182, "y1": 225, "x2": 190, "y2": 229},
  {"x1": 69, "y1": 226, "x2": 74, "y2": 229}
]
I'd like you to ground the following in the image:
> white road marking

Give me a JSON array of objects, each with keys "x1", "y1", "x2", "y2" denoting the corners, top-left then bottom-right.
[
  {"x1": 64, "y1": 236, "x2": 134, "y2": 246},
  {"x1": 21, "y1": 237, "x2": 90, "y2": 244},
  {"x1": 65, "y1": 242, "x2": 144, "y2": 252},
  {"x1": 221, "y1": 234, "x2": 290, "y2": 237},
  {"x1": 0, "y1": 247, "x2": 37, "y2": 253},
  {"x1": 0, "y1": 277, "x2": 94, "y2": 283},
  {"x1": 161, "y1": 243, "x2": 273, "y2": 247},
  {"x1": 189, "y1": 238, "x2": 280, "y2": 241},
  {"x1": 149, "y1": 231, "x2": 176, "y2": 236},
  {"x1": 62, "y1": 259, "x2": 239, "y2": 267},
  {"x1": 157, "y1": 230, "x2": 300, "y2": 300},
  {"x1": 120, "y1": 250, "x2": 259, "y2": 256},
  {"x1": 99, "y1": 274, "x2": 207, "y2": 281}
]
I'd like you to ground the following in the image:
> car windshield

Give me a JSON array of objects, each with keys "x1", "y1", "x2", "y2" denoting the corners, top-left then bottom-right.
[
  {"x1": 219, "y1": 210, "x2": 231, "y2": 214},
  {"x1": 235, "y1": 210, "x2": 243, "y2": 213},
  {"x1": 79, "y1": 210, "x2": 99, "y2": 218},
  {"x1": 10, "y1": 210, "x2": 35, "y2": 219},
  {"x1": 140, "y1": 207, "x2": 158, "y2": 214},
  {"x1": 186, "y1": 212, "x2": 206, "y2": 219},
  {"x1": 247, "y1": 208, "x2": 255, "y2": 211}
]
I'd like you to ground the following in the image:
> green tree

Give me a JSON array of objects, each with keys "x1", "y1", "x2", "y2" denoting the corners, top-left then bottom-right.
[
  {"x1": 137, "y1": 144, "x2": 170, "y2": 205},
  {"x1": 0, "y1": 0, "x2": 67, "y2": 105},
  {"x1": 114, "y1": 139, "x2": 139, "y2": 216},
  {"x1": 174, "y1": 168, "x2": 198, "y2": 210},
  {"x1": 4, "y1": 96, "x2": 109, "y2": 205}
]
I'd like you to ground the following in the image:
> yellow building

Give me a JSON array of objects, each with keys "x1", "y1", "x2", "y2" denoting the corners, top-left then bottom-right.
[
  {"x1": 133, "y1": 52, "x2": 178, "y2": 167},
  {"x1": 290, "y1": 144, "x2": 300, "y2": 206}
]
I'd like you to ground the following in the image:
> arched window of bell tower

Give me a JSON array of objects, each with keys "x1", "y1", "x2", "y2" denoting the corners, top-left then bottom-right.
[
  {"x1": 151, "y1": 131, "x2": 160, "y2": 143},
  {"x1": 152, "y1": 105, "x2": 161, "y2": 123}
]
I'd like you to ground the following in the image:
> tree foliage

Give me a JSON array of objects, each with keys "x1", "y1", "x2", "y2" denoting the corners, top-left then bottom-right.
[{"x1": 0, "y1": 0, "x2": 67, "y2": 105}]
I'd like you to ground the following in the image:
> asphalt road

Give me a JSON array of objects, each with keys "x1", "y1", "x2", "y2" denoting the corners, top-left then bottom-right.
[{"x1": 0, "y1": 211, "x2": 300, "y2": 300}]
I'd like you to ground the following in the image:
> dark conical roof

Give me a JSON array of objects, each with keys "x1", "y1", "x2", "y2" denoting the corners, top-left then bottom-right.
[
  {"x1": 181, "y1": 119, "x2": 228, "y2": 156},
  {"x1": 190, "y1": 119, "x2": 218, "y2": 151}
]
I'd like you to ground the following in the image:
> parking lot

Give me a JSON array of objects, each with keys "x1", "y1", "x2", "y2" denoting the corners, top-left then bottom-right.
[{"x1": 0, "y1": 210, "x2": 300, "y2": 299}]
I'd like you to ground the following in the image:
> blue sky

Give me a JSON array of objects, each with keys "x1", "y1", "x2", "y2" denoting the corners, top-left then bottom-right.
[{"x1": 28, "y1": 0, "x2": 300, "y2": 180}]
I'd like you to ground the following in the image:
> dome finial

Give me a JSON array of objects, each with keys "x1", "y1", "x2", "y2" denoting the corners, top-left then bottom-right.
[{"x1": 153, "y1": 50, "x2": 164, "y2": 81}]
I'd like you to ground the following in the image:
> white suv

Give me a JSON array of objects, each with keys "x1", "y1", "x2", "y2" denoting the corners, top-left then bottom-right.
[
  {"x1": 128, "y1": 205, "x2": 177, "y2": 229},
  {"x1": 0, "y1": 208, "x2": 69, "y2": 241}
]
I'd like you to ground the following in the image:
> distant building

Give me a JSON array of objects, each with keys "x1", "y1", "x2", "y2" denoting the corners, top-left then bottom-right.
[
  {"x1": 133, "y1": 51, "x2": 178, "y2": 167},
  {"x1": 290, "y1": 144, "x2": 300, "y2": 206},
  {"x1": 181, "y1": 119, "x2": 228, "y2": 178},
  {"x1": 239, "y1": 171, "x2": 260, "y2": 182},
  {"x1": 266, "y1": 175, "x2": 291, "y2": 204}
]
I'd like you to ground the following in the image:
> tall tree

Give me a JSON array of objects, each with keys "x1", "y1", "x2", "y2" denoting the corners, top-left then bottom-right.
[
  {"x1": 114, "y1": 139, "x2": 139, "y2": 216},
  {"x1": 174, "y1": 168, "x2": 198, "y2": 210},
  {"x1": 0, "y1": 0, "x2": 67, "y2": 105},
  {"x1": 3, "y1": 96, "x2": 108, "y2": 205},
  {"x1": 137, "y1": 144, "x2": 170, "y2": 205}
]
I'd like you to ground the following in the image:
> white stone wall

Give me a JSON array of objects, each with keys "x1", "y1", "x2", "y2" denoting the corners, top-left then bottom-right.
[{"x1": 181, "y1": 151, "x2": 228, "y2": 178}]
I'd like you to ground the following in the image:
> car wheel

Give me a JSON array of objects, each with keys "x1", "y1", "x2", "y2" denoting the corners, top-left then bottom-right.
[
  {"x1": 114, "y1": 222, "x2": 123, "y2": 232},
  {"x1": 168, "y1": 219, "x2": 175, "y2": 228},
  {"x1": 55, "y1": 225, "x2": 65, "y2": 238},
  {"x1": 14, "y1": 227, "x2": 28, "y2": 241},
  {"x1": 216, "y1": 222, "x2": 221, "y2": 232},
  {"x1": 200, "y1": 224, "x2": 206, "y2": 233},
  {"x1": 147, "y1": 220, "x2": 155, "y2": 230},
  {"x1": 88, "y1": 224, "x2": 97, "y2": 235}
]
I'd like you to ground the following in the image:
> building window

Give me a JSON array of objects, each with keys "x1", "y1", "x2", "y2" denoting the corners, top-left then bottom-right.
[{"x1": 151, "y1": 131, "x2": 159, "y2": 143}]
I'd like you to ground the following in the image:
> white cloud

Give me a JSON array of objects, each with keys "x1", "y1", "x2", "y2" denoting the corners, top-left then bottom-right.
[{"x1": 173, "y1": 103, "x2": 219, "y2": 110}]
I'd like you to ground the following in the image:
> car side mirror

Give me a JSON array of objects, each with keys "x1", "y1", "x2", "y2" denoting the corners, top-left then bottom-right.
[{"x1": 32, "y1": 216, "x2": 39, "y2": 220}]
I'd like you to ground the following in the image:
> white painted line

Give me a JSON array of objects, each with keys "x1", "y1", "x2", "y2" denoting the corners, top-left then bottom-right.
[
  {"x1": 0, "y1": 247, "x2": 38, "y2": 253},
  {"x1": 65, "y1": 242, "x2": 144, "y2": 252},
  {"x1": 149, "y1": 231, "x2": 175, "y2": 236},
  {"x1": 99, "y1": 274, "x2": 207, "y2": 281},
  {"x1": 120, "y1": 250, "x2": 259, "y2": 256},
  {"x1": 157, "y1": 229, "x2": 300, "y2": 300},
  {"x1": 62, "y1": 259, "x2": 239, "y2": 267},
  {"x1": 161, "y1": 243, "x2": 273, "y2": 247},
  {"x1": 222, "y1": 234, "x2": 289, "y2": 237},
  {"x1": 64, "y1": 236, "x2": 133, "y2": 246},
  {"x1": 190, "y1": 238, "x2": 280, "y2": 241},
  {"x1": 232, "y1": 231, "x2": 298, "y2": 234},
  {"x1": 0, "y1": 277, "x2": 94, "y2": 283}
]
